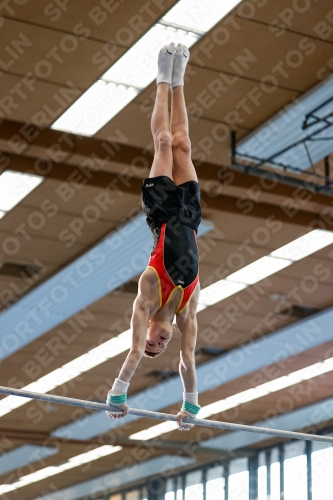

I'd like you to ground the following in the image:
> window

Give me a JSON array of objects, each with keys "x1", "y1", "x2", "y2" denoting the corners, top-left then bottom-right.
[
  {"x1": 176, "y1": 476, "x2": 183, "y2": 500},
  {"x1": 102, "y1": 432, "x2": 333, "y2": 500},
  {"x1": 228, "y1": 458, "x2": 249, "y2": 500},
  {"x1": 312, "y1": 440, "x2": 333, "y2": 500},
  {"x1": 206, "y1": 465, "x2": 225, "y2": 500},
  {"x1": 165, "y1": 478, "x2": 175, "y2": 500},
  {"x1": 284, "y1": 442, "x2": 307, "y2": 500},
  {"x1": 270, "y1": 448, "x2": 280, "y2": 500},
  {"x1": 185, "y1": 470, "x2": 203, "y2": 500},
  {"x1": 258, "y1": 452, "x2": 267, "y2": 500}
]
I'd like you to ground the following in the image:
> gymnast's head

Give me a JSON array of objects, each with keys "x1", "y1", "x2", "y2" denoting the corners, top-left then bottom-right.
[{"x1": 143, "y1": 318, "x2": 175, "y2": 358}]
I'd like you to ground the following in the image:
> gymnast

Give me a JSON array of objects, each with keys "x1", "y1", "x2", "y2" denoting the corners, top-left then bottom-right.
[{"x1": 106, "y1": 43, "x2": 201, "y2": 431}]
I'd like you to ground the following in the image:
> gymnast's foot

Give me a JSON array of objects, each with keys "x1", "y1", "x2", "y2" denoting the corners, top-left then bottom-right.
[
  {"x1": 156, "y1": 42, "x2": 175, "y2": 86},
  {"x1": 171, "y1": 43, "x2": 189, "y2": 88}
]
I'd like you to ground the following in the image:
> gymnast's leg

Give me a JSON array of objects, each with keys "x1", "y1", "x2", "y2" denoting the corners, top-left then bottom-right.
[
  {"x1": 170, "y1": 44, "x2": 198, "y2": 186},
  {"x1": 149, "y1": 43, "x2": 175, "y2": 180}
]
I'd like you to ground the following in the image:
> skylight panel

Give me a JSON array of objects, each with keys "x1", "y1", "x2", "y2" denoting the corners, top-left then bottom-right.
[
  {"x1": 103, "y1": 24, "x2": 198, "y2": 89},
  {"x1": 0, "y1": 445, "x2": 58, "y2": 477},
  {"x1": 197, "y1": 280, "x2": 246, "y2": 310},
  {"x1": 0, "y1": 171, "x2": 43, "y2": 212},
  {"x1": 270, "y1": 229, "x2": 333, "y2": 261},
  {"x1": 52, "y1": 0, "x2": 243, "y2": 136},
  {"x1": 0, "y1": 330, "x2": 132, "y2": 418},
  {"x1": 226, "y1": 255, "x2": 292, "y2": 285},
  {"x1": 0, "y1": 446, "x2": 121, "y2": 495},
  {"x1": 52, "y1": 81, "x2": 139, "y2": 136},
  {"x1": 198, "y1": 228, "x2": 333, "y2": 311},
  {"x1": 163, "y1": 0, "x2": 242, "y2": 32}
]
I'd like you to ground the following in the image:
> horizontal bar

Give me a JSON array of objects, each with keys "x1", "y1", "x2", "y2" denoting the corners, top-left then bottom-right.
[{"x1": 1, "y1": 386, "x2": 333, "y2": 444}]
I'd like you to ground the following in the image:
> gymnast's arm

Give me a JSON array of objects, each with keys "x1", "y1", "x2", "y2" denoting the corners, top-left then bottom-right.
[
  {"x1": 106, "y1": 272, "x2": 155, "y2": 418},
  {"x1": 177, "y1": 313, "x2": 198, "y2": 393},
  {"x1": 118, "y1": 293, "x2": 151, "y2": 381},
  {"x1": 175, "y1": 286, "x2": 200, "y2": 429}
]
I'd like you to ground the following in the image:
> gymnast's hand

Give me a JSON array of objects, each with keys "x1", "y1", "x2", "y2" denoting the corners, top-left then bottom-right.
[
  {"x1": 106, "y1": 402, "x2": 129, "y2": 420},
  {"x1": 176, "y1": 410, "x2": 195, "y2": 431}
]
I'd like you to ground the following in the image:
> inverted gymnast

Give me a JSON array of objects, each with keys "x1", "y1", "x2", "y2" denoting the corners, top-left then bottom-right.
[{"x1": 106, "y1": 43, "x2": 201, "y2": 431}]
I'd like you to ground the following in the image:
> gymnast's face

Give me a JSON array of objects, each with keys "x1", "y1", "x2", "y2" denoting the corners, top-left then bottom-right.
[{"x1": 145, "y1": 319, "x2": 174, "y2": 354}]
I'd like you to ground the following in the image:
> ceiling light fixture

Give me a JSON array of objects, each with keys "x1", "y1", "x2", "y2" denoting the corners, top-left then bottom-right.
[
  {"x1": 0, "y1": 170, "x2": 44, "y2": 216},
  {"x1": 197, "y1": 229, "x2": 333, "y2": 312},
  {"x1": 52, "y1": 0, "x2": 243, "y2": 136},
  {"x1": 0, "y1": 445, "x2": 121, "y2": 494}
]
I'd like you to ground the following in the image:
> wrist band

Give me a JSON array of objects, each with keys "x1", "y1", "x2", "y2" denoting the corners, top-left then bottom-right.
[
  {"x1": 106, "y1": 392, "x2": 127, "y2": 405},
  {"x1": 182, "y1": 401, "x2": 200, "y2": 416},
  {"x1": 112, "y1": 378, "x2": 129, "y2": 394}
]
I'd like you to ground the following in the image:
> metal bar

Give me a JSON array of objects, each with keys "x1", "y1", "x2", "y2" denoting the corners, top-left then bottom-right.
[
  {"x1": 231, "y1": 159, "x2": 329, "y2": 195},
  {"x1": 308, "y1": 137, "x2": 333, "y2": 141},
  {"x1": 266, "y1": 450, "x2": 271, "y2": 499},
  {"x1": 302, "y1": 96, "x2": 333, "y2": 129},
  {"x1": 231, "y1": 130, "x2": 237, "y2": 166},
  {"x1": 158, "y1": 19, "x2": 205, "y2": 36},
  {"x1": 224, "y1": 463, "x2": 229, "y2": 500},
  {"x1": 202, "y1": 468, "x2": 207, "y2": 500},
  {"x1": 279, "y1": 445, "x2": 284, "y2": 500},
  {"x1": 1, "y1": 386, "x2": 333, "y2": 444},
  {"x1": 238, "y1": 120, "x2": 333, "y2": 175},
  {"x1": 235, "y1": 151, "x2": 320, "y2": 176},
  {"x1": 325, "y1": 156, "x2": 330, "y2": 187},
  {"x1": 249, "y1": 455, "x2": 258, "y2": 500},
  {"x1": 306, "y1": 440, "x2": 312, "y2": 500}
]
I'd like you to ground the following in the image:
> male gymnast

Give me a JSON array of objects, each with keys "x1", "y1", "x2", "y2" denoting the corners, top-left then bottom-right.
[{"x1": 106, "y1": 43, "x2": 201, "y2": 431}]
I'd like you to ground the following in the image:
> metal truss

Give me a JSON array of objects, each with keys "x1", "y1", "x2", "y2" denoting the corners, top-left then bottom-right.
[{"x1": 231, "y1": 96, "x2": 333, "y2": 196}]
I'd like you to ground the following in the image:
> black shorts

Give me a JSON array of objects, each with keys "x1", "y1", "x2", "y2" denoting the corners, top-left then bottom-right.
[{"x1": 141, "y1": 175, "x2": 201, "y2": 234}]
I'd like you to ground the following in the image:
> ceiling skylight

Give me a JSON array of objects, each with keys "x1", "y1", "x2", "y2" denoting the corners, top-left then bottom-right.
[
  {"x1": 226, "y1": 255, "x2": 292, "y2": 286},
  {"x1": 0, "y1": 445, "x2": 121, "y2": 495},
  {"x1": 196, "y1": 280, "x2": 246, "y2": 309},
  {"x1": 129, "y1": 357, "x2": 333, "y2": 440},
  {"x1": 52, "y1": 0, "x2": 243, "y2": 136},
  {"x1": 0, "y1": 329, "x2": 131, "y2": 418},
  {"x1": 197, "y1": 229, "x2": 333, "y2": 312},
  {"x1": 102, "y1": 24, "x2": 198, "y2": 89},
  {"x1": 163, "y1": 0, "x2": 242, "y2": 32},
  {"x1": 51, "y1": 81, "x2": 139, "y2": 137},
  {"x1": 270, "y1": 230, "x2": 333, "y2": 261},
  {"x1": 0, "y1": 170, "x2": 43, "y2": 215}
]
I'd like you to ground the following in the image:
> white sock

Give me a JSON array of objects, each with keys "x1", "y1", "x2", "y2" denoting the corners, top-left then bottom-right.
[
  {"x1": 156, "y1": 42, "x2": 175, "y2": 85},
  {"x1": 171, "y1": 43, "x2": 189, "y2": 88},
  {"x1": 111, "y1": 378, "x2": 129, "y2": 395}
]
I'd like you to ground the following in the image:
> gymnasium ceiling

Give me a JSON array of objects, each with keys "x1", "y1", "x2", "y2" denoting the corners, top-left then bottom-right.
[{"x1": 0, "y1": 0, "x2": 333, "y2": 498}]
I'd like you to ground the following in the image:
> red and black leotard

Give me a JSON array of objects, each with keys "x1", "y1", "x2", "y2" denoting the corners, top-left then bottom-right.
[{"x1": 141, "y1": 175, "x2": 201, "y2": 314}]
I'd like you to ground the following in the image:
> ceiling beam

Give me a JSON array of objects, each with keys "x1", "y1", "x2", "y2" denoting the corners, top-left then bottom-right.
[
  {"x1": 2, "y1": 150, "x2": 332, "y2": 229},
  {"x1": 0, "y1": 119, "x2": 332, "y2": 211},
  {"x1": 0, "y1": 427, "x2": 252, "y2": 460}
]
